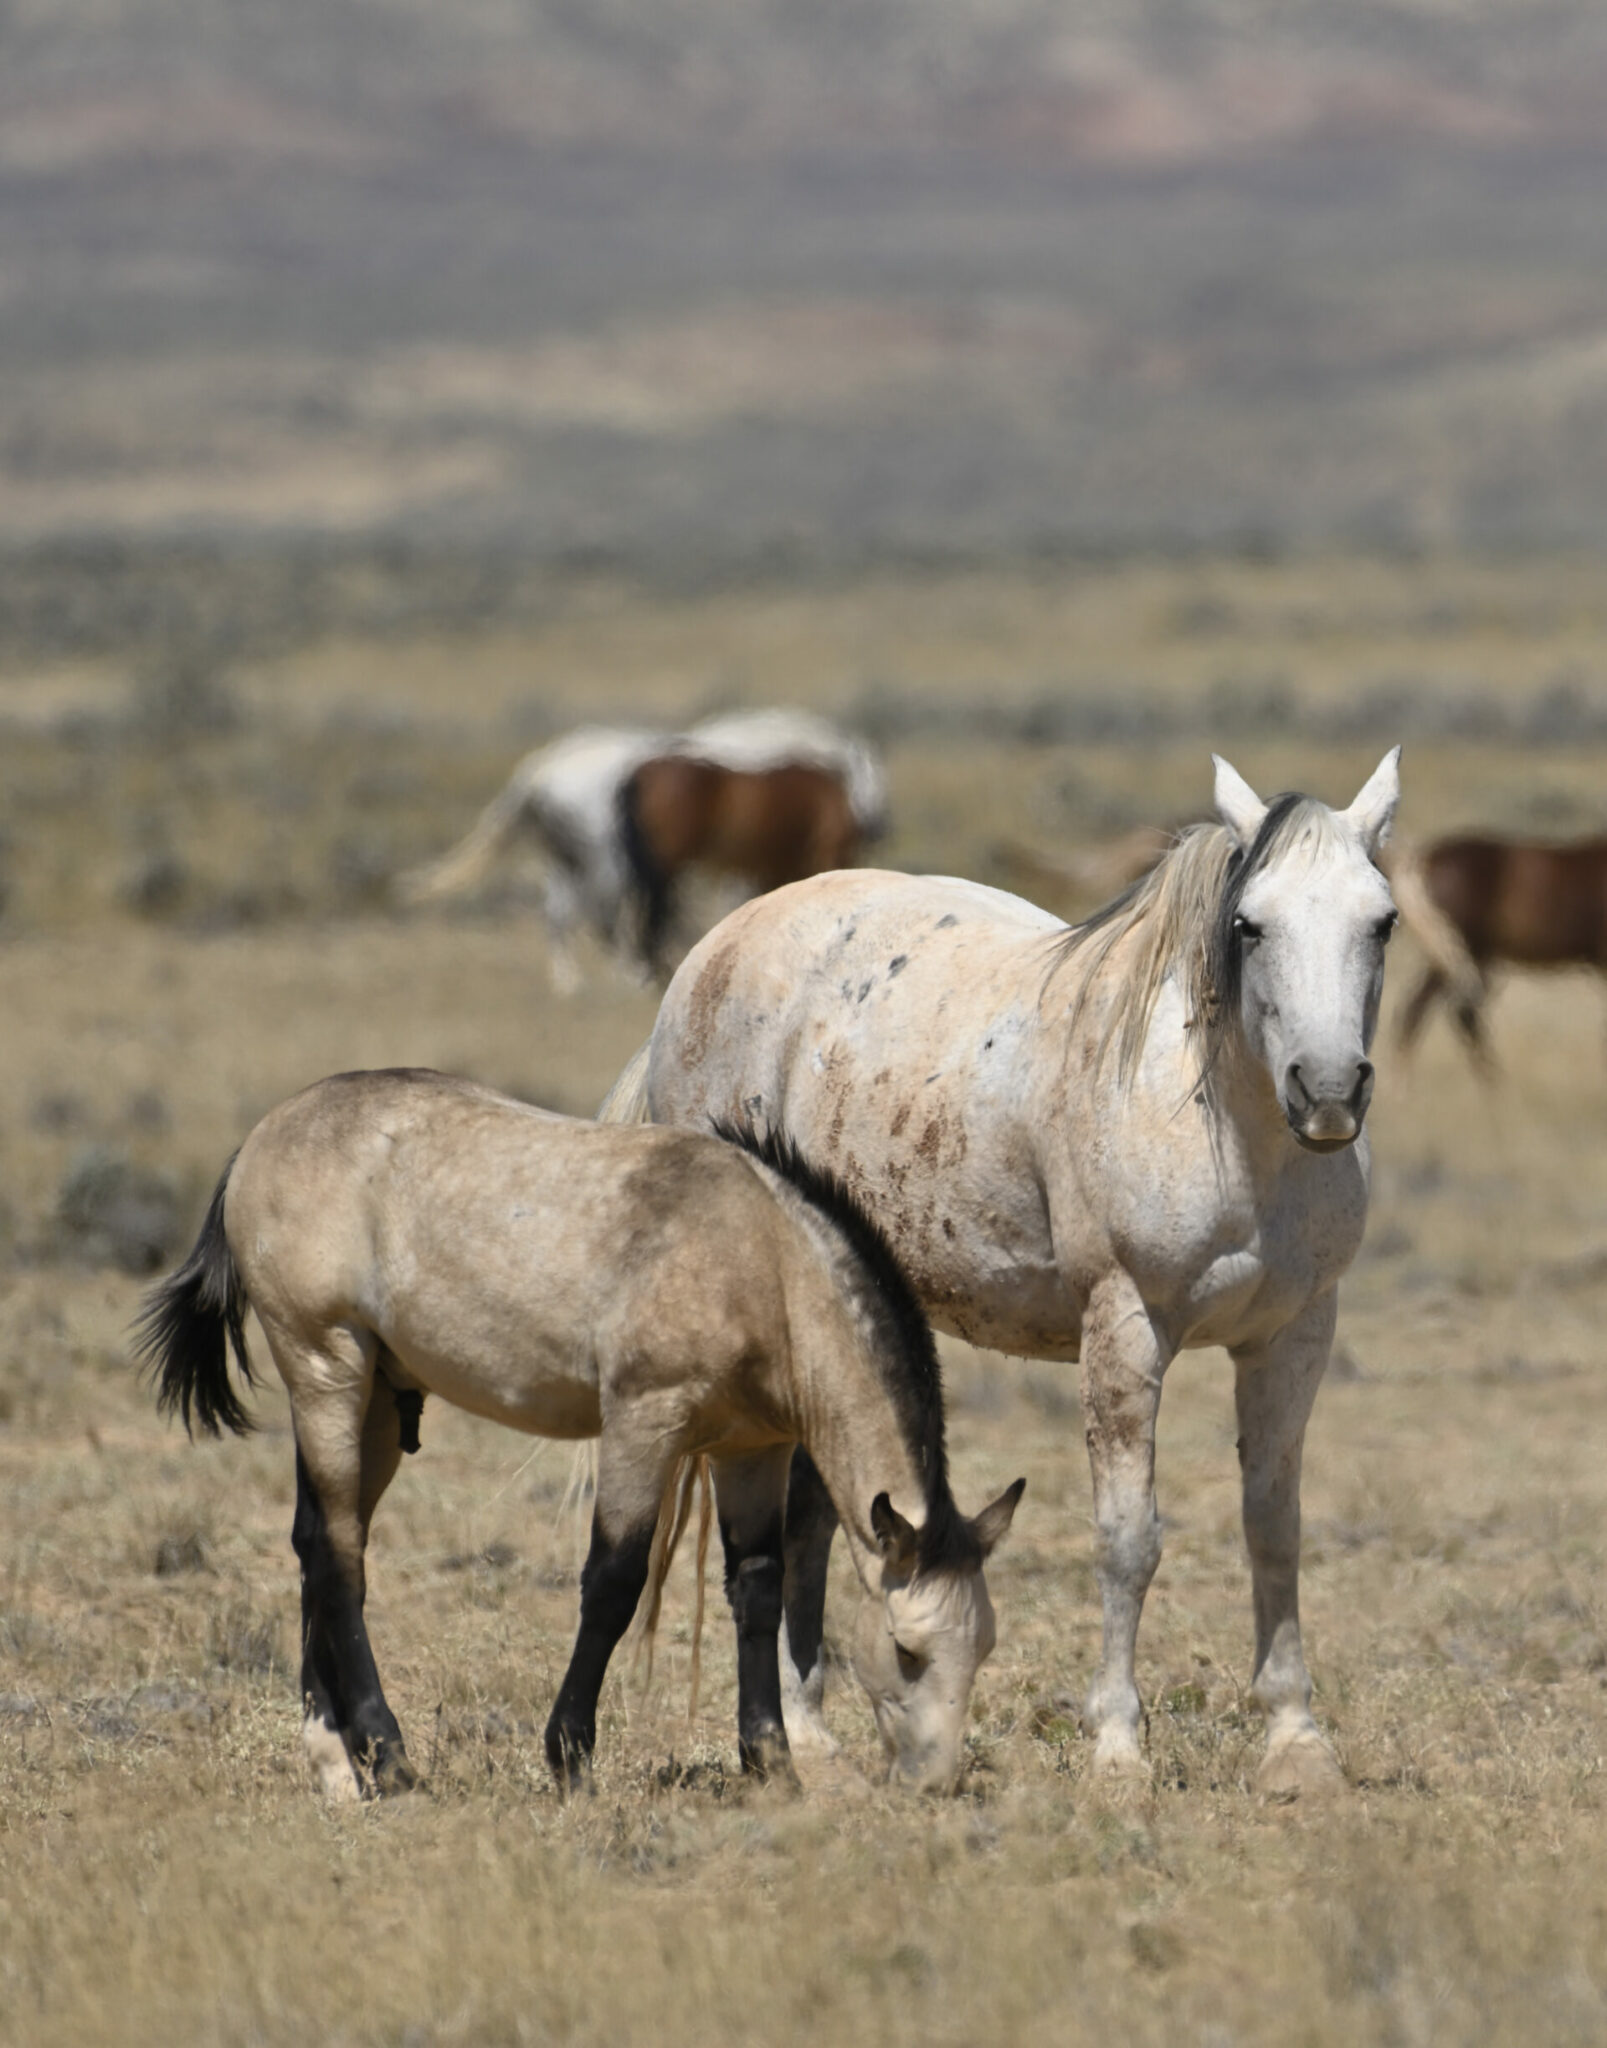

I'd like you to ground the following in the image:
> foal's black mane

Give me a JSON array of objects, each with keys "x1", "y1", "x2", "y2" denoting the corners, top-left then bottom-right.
[{"x1": 710, "y1": 1118, "x2": 979, "y2": 1574}]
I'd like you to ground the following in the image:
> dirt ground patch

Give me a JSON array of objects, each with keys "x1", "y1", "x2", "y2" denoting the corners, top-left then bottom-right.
[{"x1": 4, "y1": 559, "x2": 1607, "y2": 2045}]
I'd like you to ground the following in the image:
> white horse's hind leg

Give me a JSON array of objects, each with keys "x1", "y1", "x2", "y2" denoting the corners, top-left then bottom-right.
[
  {"x1": 1233, "y1": 1296, "x2": 1344, "y2": 1797},
  {"x1": 1079, "y1": 1279, "x2": 1168, "y2": 1778}
]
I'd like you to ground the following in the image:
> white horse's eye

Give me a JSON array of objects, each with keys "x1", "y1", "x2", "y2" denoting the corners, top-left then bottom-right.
[
  {"x1": 1234, "y1": 916, "x2": 1263, "y2": 945},
  {"x1": 1375, "y1": 912, "x2": 1398, "y2": 943}
]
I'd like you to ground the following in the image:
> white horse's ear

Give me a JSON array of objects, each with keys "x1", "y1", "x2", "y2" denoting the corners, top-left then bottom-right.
[
  {"x1": 1344, "y1": 745, "x2": 1401, "y2": 856},
  {"x1": 1212, "y1": 755, "x2": 1268, "y2": 852}
]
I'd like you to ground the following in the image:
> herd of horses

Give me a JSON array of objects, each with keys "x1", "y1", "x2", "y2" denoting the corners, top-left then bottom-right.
[{"x1": 134, "y1": 717, "x2": 1607, "y2": 1801}]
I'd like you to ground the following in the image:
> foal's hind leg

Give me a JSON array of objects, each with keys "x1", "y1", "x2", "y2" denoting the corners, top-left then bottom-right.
[
  {"x1": 283, "y1": 1338, "x2": 415, "y2": 1799},
  {"x1": 1233, "y1": 1296, "x2": 1343, "y2": 1797},
  {"x1": 711, "y1": 1444, "x2": 798, "y2": 1784},
  {"x1": 779, "y1": 1446, "x2": 840, "y2": 1755}
]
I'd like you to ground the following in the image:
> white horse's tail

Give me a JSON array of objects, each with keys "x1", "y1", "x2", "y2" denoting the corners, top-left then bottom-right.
[
  {"x1": 632, "y1": 1452, "x2": 714, "y2": 1721},
  {"x1": 596, "y1": 1039, "x2": 653, "y2": 1124},
  {"x1": 1382, "y1": 840, "x2": 1483, "y2": 1009},
  {"x1": 395, "y1": 772, "x2": 535, "y2": 906}
]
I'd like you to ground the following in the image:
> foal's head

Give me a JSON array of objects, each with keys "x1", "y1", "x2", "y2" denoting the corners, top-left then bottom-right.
[
  {"x1": 716, "y1": 1120, "x2": 1025, "y2": 1792},
  {"x1": 852, "y1": 1482, "x2": 1024, "y2": 1795},
  {"x1": 1211, "y1": 749, "x2": 1400, "y2": 1149}
]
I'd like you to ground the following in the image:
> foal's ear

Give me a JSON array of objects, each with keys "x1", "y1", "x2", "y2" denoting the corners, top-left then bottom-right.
[
  {"x1": 870, "y1": 1492, "x2": 919, "y2": 1572},
  {"x1": 1212, "y1": 755, "x2": 1268, "y2": 853},
  {"x1": 969, "y1": 1477, "x2": 1026, "y2": 1559},
  {"x1": 1343, "y1": 745, "x2": 1401, "y2": 857}
]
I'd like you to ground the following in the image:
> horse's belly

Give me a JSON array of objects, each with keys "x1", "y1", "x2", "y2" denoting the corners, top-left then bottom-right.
[{"x1": 384, "y1": 1327, "x2": 603, "y2": 1440}]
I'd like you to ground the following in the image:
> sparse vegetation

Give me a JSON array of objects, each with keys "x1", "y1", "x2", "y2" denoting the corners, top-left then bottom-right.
[{"x1": 4, "y1": 562, "x2": 1607, "y2": 2043}]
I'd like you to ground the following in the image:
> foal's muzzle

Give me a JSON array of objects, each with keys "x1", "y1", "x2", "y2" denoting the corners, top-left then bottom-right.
[{"x1": 1283, "y1": 1059, "x2": 1374, "y2": 1152}]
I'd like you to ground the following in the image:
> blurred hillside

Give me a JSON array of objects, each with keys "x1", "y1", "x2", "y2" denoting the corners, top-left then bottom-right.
[{"x1": 3, "y1": 0, "x2": 1607, "y2": 583}]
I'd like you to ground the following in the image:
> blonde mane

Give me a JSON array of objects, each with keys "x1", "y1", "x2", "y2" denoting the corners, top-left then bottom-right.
[{"x1": 1050, "y1": 795, "x2": 1348, "y2": 1085}]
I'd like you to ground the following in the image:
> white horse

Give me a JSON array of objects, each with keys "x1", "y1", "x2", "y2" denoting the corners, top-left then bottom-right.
[
  {"x1": 398, "y1": 711, "x2": 888, "y2": 991},
  {"x1": 134, "y1": 1073, "x2": 1020, "y2": 1798},
  {"x1": 603, "y1": 750, "x2": 1401, "y2": 1793}
]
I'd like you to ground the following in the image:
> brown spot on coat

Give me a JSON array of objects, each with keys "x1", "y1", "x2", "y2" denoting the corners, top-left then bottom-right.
[{"x1": 682, "y1": 939, "x2": 739, "y2": 1069}]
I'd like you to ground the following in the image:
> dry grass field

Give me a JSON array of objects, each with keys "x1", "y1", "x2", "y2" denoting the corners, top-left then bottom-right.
[{"x1": 4, "y1": 555, "x2": 1607, "y2": 2045}]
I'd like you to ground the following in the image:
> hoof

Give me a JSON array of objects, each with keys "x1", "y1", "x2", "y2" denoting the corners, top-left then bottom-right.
[
  {"x1": 1089, "y1": 1728, "x2": 1149, "y2": 1783},
  {"x1": 781, "y1": 1711, "x2": 838, "y2": 1758},
  {"x1": 302, "y1": 1714, "x2": 361, "y2": 1804},
  {"x1": 551, "y1": 1756, "x2": 595, "y2": 1800},
  {"x1": 1257, "y1": 1726, "x2": 1344, "y2": 1800},
  {"x1": 544, "y1": 1727, "x2": 596, "y2": 1798},
  {"x1": 741, "y1": 1725, "x2": 800, "y2": 1792},
  {"x1": 779, "y1": 1646, "x2": 838, "y2": 1757},
  {"x1": 793, "y1": 1750, "x2": 871, "y2": 1800}
]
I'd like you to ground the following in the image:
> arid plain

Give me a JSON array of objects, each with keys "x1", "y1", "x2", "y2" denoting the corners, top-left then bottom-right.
[{"x1": 4, "y1": 555, "x2": 1607, "y2": 2045}]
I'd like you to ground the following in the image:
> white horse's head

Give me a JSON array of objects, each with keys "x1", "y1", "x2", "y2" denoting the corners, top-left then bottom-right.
[
  {"x1": 850, "y1": 1478, "x2": 1024, "y2": 1793},
  {"x1": 1212, "y1": 749, "x2": 1400, "y2": 1151}
]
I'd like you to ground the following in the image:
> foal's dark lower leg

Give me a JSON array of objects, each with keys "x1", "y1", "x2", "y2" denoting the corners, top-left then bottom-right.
[
  {"x1": 715, "y1": 1447, "x2": 797, "y2": 1781},
  {"x1": 293, "y1": 1446, "x2": 414, "y2": 1795},
  {"x1": 781, "y1": 1447, "x2": 839, "y2": 1727},
  {"x1": 544, "y1": 1515, "x2": 655, "y2": 1792},
  {"x1": 727, "y1": 1545, "x2": 790, "y2": 1778}
]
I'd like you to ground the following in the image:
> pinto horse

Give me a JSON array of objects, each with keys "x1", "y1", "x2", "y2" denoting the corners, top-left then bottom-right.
[
  {"x1": 1389, "y1": 832, "x2": 1607, "y2": 1063},
  {"x1": 620, "y1": 755, "x2": 864, "y2": 978},
  {"x1": 604, "y1": 750, "x2": 1401, "y2": 1795},
  {"x1": 133, "y1": 1072, "x2": 1019, "y2": 1799},
  {"x1": 398, "y1": 711, "x2": 886, "y2": 989}
]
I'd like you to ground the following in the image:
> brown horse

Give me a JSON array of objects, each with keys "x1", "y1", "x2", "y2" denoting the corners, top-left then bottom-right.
[
  {"x1": 1390, "y1": 833, "x2": 1607, "y2": 1061},
  {"x1": 621, "y1": 756, "x2": 866, "y2": 976}
]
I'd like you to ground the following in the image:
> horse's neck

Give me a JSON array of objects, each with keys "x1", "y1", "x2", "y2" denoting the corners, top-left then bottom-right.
[
  {"x1": 785, "y1": 1286, "x2": 928, "y2": 1589},
  {"x1": 1069, "y1": 959, "x2": 1289, "y2": 1176}
]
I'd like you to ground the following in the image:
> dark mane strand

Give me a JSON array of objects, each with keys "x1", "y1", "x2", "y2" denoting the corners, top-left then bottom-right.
[
  {"x1": 1045, "y1": 788, "x2": 1313, "y2": 1086},
  {"x1": 709, "y1": 1118, "x2": 979, "y2": 1575},
  {"x1": 1205, "y1": 790, "x2": 1305, "y2": 1066}
]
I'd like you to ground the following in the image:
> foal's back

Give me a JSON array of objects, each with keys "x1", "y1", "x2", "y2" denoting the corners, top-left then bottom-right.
[{"x1": 226, "y1": 1070, "x2": 792, "y2": 1434}]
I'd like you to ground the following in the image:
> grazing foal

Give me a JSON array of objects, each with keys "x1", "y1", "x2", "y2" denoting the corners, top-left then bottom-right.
[{"x1": 134, "y1": 1073, "x2": 1019, "y2": 1798}]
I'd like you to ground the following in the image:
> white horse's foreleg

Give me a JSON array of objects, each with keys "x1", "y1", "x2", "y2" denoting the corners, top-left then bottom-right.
[
  {"x1": 1079, "y1": 1279, "x2": 1169, "y2": 1777},
  {"x1": 1232, "y1": 1294, "x2": 1344, "y2": 1795}
]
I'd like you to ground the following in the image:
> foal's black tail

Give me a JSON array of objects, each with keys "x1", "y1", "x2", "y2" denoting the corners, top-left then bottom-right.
[{"x1": 130, "y1": 1157, "x2": 256, "y2": 1438}]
